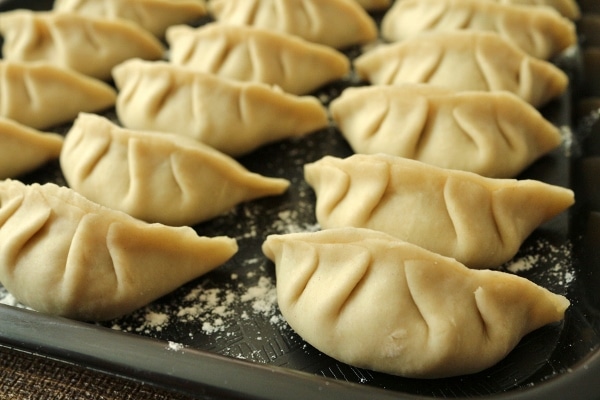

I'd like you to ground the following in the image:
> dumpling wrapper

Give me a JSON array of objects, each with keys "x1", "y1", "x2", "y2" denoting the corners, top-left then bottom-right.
[
  {"x1": 262, "y1": 227, "x2": 570, "y2": 378},
  {"x1": 0, "y1": 117, "x2": 64, "y2": 179},
  {"x1": 492, "y1": 0, "x2": 580, "y2": 20},
  {"x1": 53, "y1": 0, "x2": 208, "y2": 38},
  {"x1": 60, "y1": 113, "x2": 290, "y2": 226},
  {"x1": 166, "y1": 23, "x2": 351, "y2": 95},
  {"x1": 0, "y1": 180, "x2": 238, "y2": 321},
  {"x1": 381, "y1": 0, "x2": 577, "y2": 60},
  {"x1": 353, "y1": 0, "x2": 391, "y2": 10},
  {"x1": 0, "y1": 61, "x2": 116, "y2": 130},
  {"x1": 304, "y1": 154, "x2": 575, "y2": 269},
  {"x1": 329, "y1": 84, "x2": 563, "y2": 178},
  {"x1": 354, "y1": 31, "x2": 568, "y2": 108},
  {"x1": 0, "y1": 10, "x2": 165, "y2": 80},
  {"x1": 207, "y1": 0, "x2": 378, "y2": 50},
  {"x1": 112, "y1": 59, "x2": 329, "y2": 157}
]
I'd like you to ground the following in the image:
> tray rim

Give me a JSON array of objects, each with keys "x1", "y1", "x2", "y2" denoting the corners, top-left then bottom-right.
[{"x1": 2, "y1": 303, "x2": 600, "y2": 400}]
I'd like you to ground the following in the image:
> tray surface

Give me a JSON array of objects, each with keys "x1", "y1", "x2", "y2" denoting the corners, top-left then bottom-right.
[{"x1": 1, "y1": 1, "x2": 600, "y2": 399}]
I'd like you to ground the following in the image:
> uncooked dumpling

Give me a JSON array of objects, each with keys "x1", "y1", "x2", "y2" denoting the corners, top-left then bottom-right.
[
  {"x1": 0, "y1": 117, "x2": 64, "y2": 179},
  {"x1": 381, "y1": 0, "x2": 577, "y2": 60},
  {"x1": 0, "y1": 61, "x2": 116, "y2": 130},
  {"x1": 304, "y1": 154, "x2": 575, "y2": 269},
  {"x1": 329, "y1": 84, "x2": 562, "y2": 178},
  {"x1": 0, "y1": 179, "x2": 238, "y2": 321},
  {"x1": 492, "y1": 0, "x2": 580, "y2": 20},
  {"x1": 262, "y1": 227, "x2": 569, "y2": 378},
  {"x1": 207, "y1": 0, "x2": 378, "y2": 49},
  {"x1": 354, "y1": 31, "x2": 568, "y2": 108},
  {"x1": 112, "y1": 58, "x2": 329, "y2": 156},
  {"x1": 53, "y1": 0, "x2": 208, "y2": 37},
  {"x1": 166, "y1": 23, "x2": 351, "y2": 95},
  {"x1": 60, "y1": 113, "x2": 290, "y2": 226},
  {"x1": 0, "y1": 10, "x2": 165, "y2": 80}
]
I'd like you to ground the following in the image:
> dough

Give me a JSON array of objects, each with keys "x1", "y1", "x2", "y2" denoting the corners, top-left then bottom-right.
[
  {"x1": 0, "y1": 117, "x2": 64, "y2": 179},
  {"x1": 113, "y1": 59, "x2": 329, "y2": 156},
  {"x1": 166, "y1": 23, "x2": 350, "y2": 95},
  {"x1": 0, "y1": 180, "x2": 238, "y2": 321},
  {"x1": 262, "y1": 227, "x2": 569, "y2": 378},
  {"x1": 60, "y1": 113, "x2": 290, "y2": 226},
  {"x1": 304, "y1": 154, "x2": 575, "y2": 269},
  {"x1": 0, "y1": 10, "x2": 164, "y2": 80},
  {"x1": 329, "y1": 84, "x2": 562, "y2": 178},
  {"x1": 354, "y1": 31, "x2": 568, "y2": 108}
]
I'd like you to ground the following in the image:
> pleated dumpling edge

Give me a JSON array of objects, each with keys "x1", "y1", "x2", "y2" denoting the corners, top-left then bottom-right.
[
  {"x1": 60, "y1": 112, "x2": 290, "y2": 226},
  {"x1": 304, "y1": 154, "x2": 574, "y2": 269},
  {"x1": 0, "y1": 179, "x2": 238, "y2": 321},
  {"x1": 262, "y1": 227, "x2": 569, "y2": 378}
]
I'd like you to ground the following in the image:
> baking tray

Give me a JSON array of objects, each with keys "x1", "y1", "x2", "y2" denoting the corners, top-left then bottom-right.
[{"x1": 1, "y1": 1, "x2": 600, "y2": 399}]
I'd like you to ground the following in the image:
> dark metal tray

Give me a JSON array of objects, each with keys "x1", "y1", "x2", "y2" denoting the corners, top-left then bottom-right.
[{"x1": 1, "y1": 1, "x2": 600, "y2": 399}]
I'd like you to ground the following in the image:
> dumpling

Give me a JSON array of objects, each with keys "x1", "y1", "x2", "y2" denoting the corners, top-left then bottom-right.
[
  {"x1": 166, "y1": 23, "x2": 351, "y2": 95},
  {"x1": 353, "y1": 31, "x2": 569, "y2": 108},
  {"x1": 329, "y1": 84, "x2": 562, "y2": 178},
  {"x1": 353, "y1": 0, "x2": 392, "y2": 10},
  {"x1": 0, "y1": 61, "x2": 116, "y2": 130},
  {"x1": 262, "y1": 227, "x2": 569, "y2": 378},
  {"x1": 492, "y1": 0, "x2": 580, "y2": 20},
  {"x1": 304, "y1": 154, "x2": 574, "y2": 269},
  {"x1": 53, "y1": 0, "x2": 208, "y2": 38},
  {"x1": 207, "y1": 0, "x2": 378, "y2": 49},
  {"x1": 381, "y1": 0, "x2": 577, "y2": 60},
  {"x1": 112, "y1": 59, "x2": 329, "y2": 157},
  {"x1": 60, "y1": 113, "x2": 290, "y2": 226},
  {"x1": 0, "y1": 179, "x2": 238, "y2": 321},
  {"x1": 0, "y1": 10, "x2": 165, "y2": 80},
  {"x1": 0, "y1": 117, "x2": 64, "y2": 179}
]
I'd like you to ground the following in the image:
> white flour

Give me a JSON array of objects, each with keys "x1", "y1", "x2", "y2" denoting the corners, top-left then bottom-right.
[
  {"x1": 108, "y1": 266, "x2": 285, "y2": 339},
  {"x1": 0, "y1": 289, "x2": 19, "y2": 307},
  {"x1": 500, "y1": 237, "x2": 575, "y2": 291},
  {"x1": 167, "y1": 341, "x2": 184, "y2": 352},
  {"x1": 506, "y1": 255, "x2": 539, "y2": 273},
  {"x1": 272, "y1": 210, "x2": 320, "y2": 234}
]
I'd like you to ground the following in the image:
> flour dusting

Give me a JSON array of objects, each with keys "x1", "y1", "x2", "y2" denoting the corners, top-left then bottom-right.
[
  {"x1": 506, "y1": 255, "x2": 539, "y2": 273},
  {"x1": 106, "y1": 268, "x2": 286, "y2": 340},
  {"x1": 500, "y1": 236, "x2": 574, "y2": 293}
]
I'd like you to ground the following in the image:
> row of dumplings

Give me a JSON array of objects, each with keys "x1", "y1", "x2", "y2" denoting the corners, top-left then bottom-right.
[
  {"x1": 0, "y1": 0, "x2": 386, "y2": 322},
  {"x1": 0, "y1": 1, "x2": 384, "y2": 234},
  {"x1": 263, "y1": 0, "x2": 579, "y2": 380},
  {"x1": 0, "y1": 0, "x2": 382, "y2": 83},
  {"x1": 0, "y1": 0, "x2": 577, "y2": 102},
  {"x1": 0, "y1": 13, "x2": 575, "y2": 175},
  {"x1": 0, "y1": 2, "x2": 297, "y2": 323},
  {"x1": 0, "y1": 0, "x2": 579, "y2": 381}
]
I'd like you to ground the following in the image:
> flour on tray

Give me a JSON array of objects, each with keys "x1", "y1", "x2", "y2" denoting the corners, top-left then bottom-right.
[
  {"x1": 108, "y1": 267, "x2": 287, "y2": 339},
  {"x1": 271, "y1": 209, "x2": 320, "y2": 234},
  {"x1": 0, "y1": 286, "x2": 30, "y2": 309},
  {"x1": 501, "y1": 236, "x2": 574, "y2": 293},
  {"x1": 0, "y1": 289, "x2": 19, "y2": 307}
]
